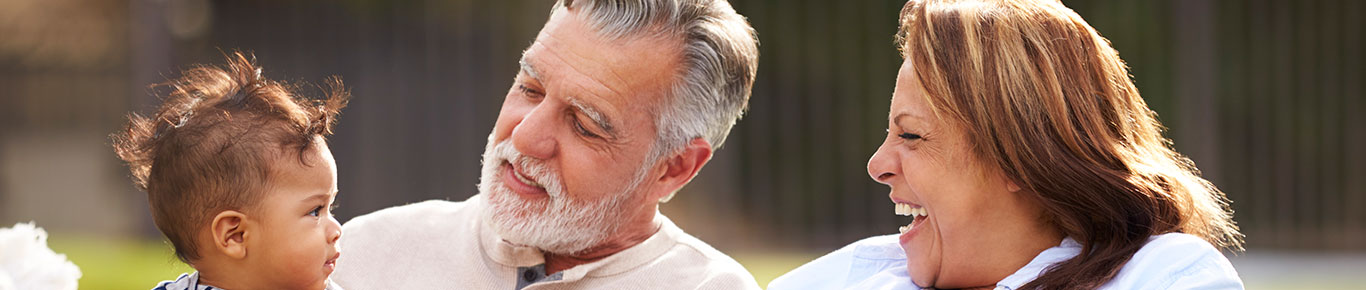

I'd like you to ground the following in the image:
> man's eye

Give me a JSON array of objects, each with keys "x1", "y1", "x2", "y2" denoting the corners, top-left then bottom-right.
[
  {"x1": 517, "y1": 85, "x2": 544, "y2": 99},
  {"x1": 573, "y1": 117, "x2": 601, "y2": 139},
  {"x1": 308, "y1": 206, "x2": 323, "y2": 217}
]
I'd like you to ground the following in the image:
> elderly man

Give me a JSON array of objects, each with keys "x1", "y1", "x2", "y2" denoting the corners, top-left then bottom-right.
[{"x1": 332, "y1": 0, "x2": 760, "y2": 289}]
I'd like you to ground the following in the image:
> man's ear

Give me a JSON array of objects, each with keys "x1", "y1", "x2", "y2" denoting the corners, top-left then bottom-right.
[
  {"x1": 651, "y1": 138, "x2": 712, "y2": 202},
  {"x1": 209, "y1": 210, "x2": 249, "y2": 259}
]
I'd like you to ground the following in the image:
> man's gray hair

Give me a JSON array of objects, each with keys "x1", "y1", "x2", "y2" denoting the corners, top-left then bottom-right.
[{"x1": 551, "y1": 0, "x2": 760, "y2": 172}]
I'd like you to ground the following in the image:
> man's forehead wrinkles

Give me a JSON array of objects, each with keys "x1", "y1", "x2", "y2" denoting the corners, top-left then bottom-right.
[
  {"x1": 535, "y1": 39, "x2": 621, "y2": 98},
  {"x1": 562, "y1": 40, "x2": 631, "y2": 98},
  {"x1": 595, "y1": 53, "x2": 633, "y2": 98},
  {"x1": 539, "y1": 21, "x2": 636, "y2": 99}
]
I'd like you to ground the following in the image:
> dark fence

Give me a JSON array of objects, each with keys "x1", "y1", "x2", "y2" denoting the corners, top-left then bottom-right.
[{"x1": 0, "y1": 0, "x2": 1360, "y2": 251}]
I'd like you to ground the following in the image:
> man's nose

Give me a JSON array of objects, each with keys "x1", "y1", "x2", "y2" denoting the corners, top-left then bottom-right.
[
  {"x1": 867, "y1": 142, "x2": 898, "y2": 184},
  {"x1": 510, "y1": 100, "x2": 559, "y2": 160}
]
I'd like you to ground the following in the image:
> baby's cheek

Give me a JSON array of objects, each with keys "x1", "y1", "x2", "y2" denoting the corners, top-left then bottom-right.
[
  {"x1": 281, "y1": 260, "x2": 328, "y2": 290},
  {"x1": 277, "y1": 242, "x2": 329, "y2": 288}
]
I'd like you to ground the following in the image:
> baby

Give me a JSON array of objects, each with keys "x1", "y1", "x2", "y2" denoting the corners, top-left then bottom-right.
[{"x1": 112, "y1": 52, "x2": 349, "y2": 290}]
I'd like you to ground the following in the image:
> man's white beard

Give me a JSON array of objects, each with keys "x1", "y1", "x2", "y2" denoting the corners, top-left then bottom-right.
[{"x1": 477, "y1": 139, "x2": 649, "y2": 255}]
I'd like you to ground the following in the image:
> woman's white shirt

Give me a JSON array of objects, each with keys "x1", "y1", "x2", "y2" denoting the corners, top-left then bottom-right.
[{"x1": 767, "y1": 233, "x2": 1243, "y2": 290}]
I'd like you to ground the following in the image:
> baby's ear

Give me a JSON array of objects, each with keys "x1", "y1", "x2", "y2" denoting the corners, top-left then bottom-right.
[{"x1": 210, "y1": 210, "x2": 249, "y2": 259}]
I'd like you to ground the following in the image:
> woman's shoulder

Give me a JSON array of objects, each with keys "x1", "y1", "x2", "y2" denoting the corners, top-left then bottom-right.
[
  {"x1": 1104, "y1": 233, "x2": 1244, "y2": 289},
  {"x1": 1138, "y1": 232, "x2": 1222, "y2": 252},
  {"x1": 767, "y1": 234, "x2": 910, "y2": 290}
]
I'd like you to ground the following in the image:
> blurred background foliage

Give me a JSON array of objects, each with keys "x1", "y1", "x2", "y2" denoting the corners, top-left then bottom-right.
[{"x1": 0, "y1": 0, "x2": 1362, "y2": 288}]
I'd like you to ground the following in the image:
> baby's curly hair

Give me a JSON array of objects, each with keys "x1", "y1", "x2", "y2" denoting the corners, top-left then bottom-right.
[{"x1": 111, "y1": 52, "x2": 348, "y2": 263}]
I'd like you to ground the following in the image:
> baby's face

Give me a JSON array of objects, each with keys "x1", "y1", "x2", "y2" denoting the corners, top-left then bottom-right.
[{"x1": 245, "y1": 139, "x2": 342, "y2": 290}]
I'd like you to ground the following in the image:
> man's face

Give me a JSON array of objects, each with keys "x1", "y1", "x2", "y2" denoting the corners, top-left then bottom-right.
[{"x1": 478, "y1": 8, "x2": 682, "y2": 255}]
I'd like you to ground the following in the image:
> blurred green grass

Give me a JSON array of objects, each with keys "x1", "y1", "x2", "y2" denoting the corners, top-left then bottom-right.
[{"x1": 47, "y1": 234, "x2": 192, "y2": 290}]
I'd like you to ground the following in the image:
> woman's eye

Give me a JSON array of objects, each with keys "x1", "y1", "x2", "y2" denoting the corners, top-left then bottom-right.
[
  {"x1": 886, "y1": 128, "x2": 922, "y2": 141},
  {"x1": 308, "y1": 206, "x2": 323, "y2": 217}
]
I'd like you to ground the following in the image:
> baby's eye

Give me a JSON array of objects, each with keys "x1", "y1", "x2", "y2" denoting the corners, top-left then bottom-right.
[{"x1": 308, "y1": 206, "x2": 324, "y2": 217}]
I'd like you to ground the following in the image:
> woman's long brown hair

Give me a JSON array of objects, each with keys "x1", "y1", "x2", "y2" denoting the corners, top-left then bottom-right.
[{"x1": 895, "y1": 0, "x2": 1243, "y2": 289}]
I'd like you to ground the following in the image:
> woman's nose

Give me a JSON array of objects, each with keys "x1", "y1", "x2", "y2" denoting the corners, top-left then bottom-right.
[{"x1": 867, "y1": 141, "x2": 898, "y2": 184}]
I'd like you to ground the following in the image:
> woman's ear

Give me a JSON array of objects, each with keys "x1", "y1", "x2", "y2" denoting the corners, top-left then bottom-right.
[
  {"x1": 1006, "y1": 179, "x2": 1022, "y2": 193},
  {"x1": 652, "y1": 138, "x2": 713, "y2": 203},
  {"x1": 210, "y1": 210, "x2": 249, "y2": 259},
  {"x1": 992, "y1": 164, "x2": 1022, "y2": 193}
]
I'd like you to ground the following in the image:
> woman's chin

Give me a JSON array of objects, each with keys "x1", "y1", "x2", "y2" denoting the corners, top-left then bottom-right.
[
  {"x1": 903, "y1": 239, "x2": 944, "y2": 289},
  {"x1": 907, "y1": 272, "x2": 935, "y2": 289},
  {"x1": 903, "y1": 254, "x2": 936, "y2": 288}
]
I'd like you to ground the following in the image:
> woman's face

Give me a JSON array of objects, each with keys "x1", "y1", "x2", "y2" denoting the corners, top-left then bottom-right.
[{"x1": 867, "y1": 60, "x2": 1061, "y2": 288}]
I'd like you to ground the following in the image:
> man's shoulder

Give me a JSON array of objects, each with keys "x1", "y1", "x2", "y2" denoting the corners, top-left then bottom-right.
[
  {"x1": 342, "y1": 198, "x2": 476, "y2": 231},
  {"x1": 670, "y1": 233, "x2": 741, "y2": 264},
  {"x1": 648, "y1": 222, "x2": 759, "y2": 289},
  {"x1": 659, "y1": 222, "x2": 751, "y2": 271},
  {"x1": 350, "y1": 198, "x2": 472, "y2": 220},
  {"x1": 333, "y1": 198, "x2": 488, "y2": 289},
  {"x1": 338, "y1": 198, "x2": 483, "y2": 248}
]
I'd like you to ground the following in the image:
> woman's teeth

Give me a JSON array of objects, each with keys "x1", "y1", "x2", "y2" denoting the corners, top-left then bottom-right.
[{"x1": 895, "y1": 203, "x2": 927, "y2": 233}]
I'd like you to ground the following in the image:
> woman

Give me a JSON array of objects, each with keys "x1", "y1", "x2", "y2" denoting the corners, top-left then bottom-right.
[{"x1": 769, "y1": 0, "x2": 1244, "y2": 289}]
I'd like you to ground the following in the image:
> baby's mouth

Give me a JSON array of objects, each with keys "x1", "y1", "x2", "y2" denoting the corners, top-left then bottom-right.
[
  {"x1": 895, "y1": 202, "x2": 928, "y2": 233},
  {"x1": 325, "y1": 252, "x2": 340, "y2": 268}
]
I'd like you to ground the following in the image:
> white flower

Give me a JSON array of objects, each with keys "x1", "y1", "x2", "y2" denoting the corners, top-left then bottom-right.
[{"x1": 0, "y1": 222, "x2": 82, "y2": 290}]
